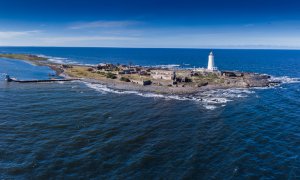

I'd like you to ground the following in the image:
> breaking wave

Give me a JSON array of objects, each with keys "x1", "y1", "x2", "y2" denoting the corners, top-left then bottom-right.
[
  {"x1": 82, "y1": 75, "x2": 300, "y2": 110},
  {"x1": 83, "y1": 82, "x2": 256, "y2": 110},
  {"x1": 269, "y1": 76, "x2": 300, "y2": 84},
  {"x1": 150, "y1": 64, "x2": 181, "y2": 69},
  {"x1": 0, "y1": 73, "x2": 6, "y2": 79},
  {"x1": 37, "y1": 54, "x2": 94, "y2": 66}
]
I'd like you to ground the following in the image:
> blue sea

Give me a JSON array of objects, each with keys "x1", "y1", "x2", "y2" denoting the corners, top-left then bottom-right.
[{"x1": 1, "y1": 47, "x2": 300, "y2": 179}]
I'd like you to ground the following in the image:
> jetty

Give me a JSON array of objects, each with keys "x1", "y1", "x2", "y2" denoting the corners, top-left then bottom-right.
[{"x1": 5, "y1": 75, "x2": 78, "y2": 83}]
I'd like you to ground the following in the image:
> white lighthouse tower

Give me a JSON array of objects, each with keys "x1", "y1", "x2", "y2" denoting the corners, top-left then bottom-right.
[{"x1": 207, "y1": 51, "x2": 217, "y2": 71}]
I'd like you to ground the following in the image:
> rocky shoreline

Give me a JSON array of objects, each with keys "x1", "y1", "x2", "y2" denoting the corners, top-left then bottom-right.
[
  {"x1": 55, "y1": 64, "x2": 279, "y2": 95},
  {"x1": 1, "y1": 53, "x2": 281, "y2": 94}
]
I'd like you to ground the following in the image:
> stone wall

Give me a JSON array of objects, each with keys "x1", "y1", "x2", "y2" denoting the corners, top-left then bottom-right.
[{"x1": 150, "y1": 70, "x2": 175, "y2": 80}]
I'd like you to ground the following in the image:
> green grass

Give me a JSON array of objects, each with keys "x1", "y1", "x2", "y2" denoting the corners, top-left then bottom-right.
[
  {"x1": 0, "y1": 54, "x2": 48, "y2": 61},
  {"x1": 106, "y1": 72, "x2": 117, "y2": 79}
]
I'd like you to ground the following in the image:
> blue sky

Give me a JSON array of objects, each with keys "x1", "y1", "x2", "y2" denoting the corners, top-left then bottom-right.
[{"x1": 0, "y1": 0, "x2": 300, "y2": 48}]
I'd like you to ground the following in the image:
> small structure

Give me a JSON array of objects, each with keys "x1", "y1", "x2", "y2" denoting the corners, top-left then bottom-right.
[
  {"x1": 150, "y1": 70, "x2": 176, "y2": 80},
  {"x1": 97, "y1": 63, "x2": 116, "y2": 71},
  {"x1": 221, "y1": 71, "x2": 244, "y2": 77},
  {"x1": 138, "y1": 71, "x2": 149, "y2": 76},
  {"x1": 130, "y1": 79, "x2": 152, "y2": 86},
  {"x1": 118, "y1": 69, "x2": 135, "y2": 74}
]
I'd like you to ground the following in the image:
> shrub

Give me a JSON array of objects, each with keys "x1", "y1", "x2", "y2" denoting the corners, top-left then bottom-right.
[
  {"x1": 184, "y1": 77, "x2": 192, "y2": 82},
  {"x1": 120, "y1": 77, "x2": 130, "y2": 82},
  {"x1": 106, "y1": 72, "x2": 117, "y2": 79},
  {"x1": 96, "y1": 71, "x2": 106, "y2": 75},
  {"x1": 87, "y1": 67, "x2": 94, "y2": 72}
]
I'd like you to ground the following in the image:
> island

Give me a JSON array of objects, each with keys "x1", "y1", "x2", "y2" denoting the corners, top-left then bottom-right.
[{"x1": 0, "y1": 53, "x2": 279, "y2": 94}]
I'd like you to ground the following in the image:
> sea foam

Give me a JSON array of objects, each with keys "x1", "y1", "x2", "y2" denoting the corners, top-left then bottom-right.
[
  {"x1": 37, "y1": 54, "x2": 90, "y2": 66},
  {"x1": 270, "y1": 76, "x2": 300, "y2": 84},
  {"x1": 82, "y1": 82, "x2": 256, "y2": 110},
  {"x1": 83, "y1": 78, "x2": 300, "y2": 110}
]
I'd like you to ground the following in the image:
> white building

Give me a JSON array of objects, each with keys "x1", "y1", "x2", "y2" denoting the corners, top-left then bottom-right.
[{"x1": 207, "y1": 51, "x2": 218, "y2": 71}]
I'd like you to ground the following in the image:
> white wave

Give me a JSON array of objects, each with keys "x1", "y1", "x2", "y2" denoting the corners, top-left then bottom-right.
[
  {"x1": 252, "y1": 86, "x2": 272, "y2": 90},
  {"x1": 84, "y1": 82, "x2": 119, "y2": 94},
  {"x1": 203, "y1": 105, "x2": 217, "y2": 110},
  {"x1": 201, "y1": 88, "x2": 254, "y2": 100},
  {"x1": 270, "y1": 76, "x2": 300, "y2": 84},
  {"x1": 201, "y1": 97, "x2": 232, "y2": 104},
  {"x1": 82, "y1": 82, "x2": 257, "y2": 110},
  {"x1": 0, "y1": 73, "x2": 7, "y2": 79},
  {"x1": 37, "y1": 54, "x2": 80, "y2": 65},
  {"x1": 151, "y1": 64, "x2": 181, "y2": 69}
]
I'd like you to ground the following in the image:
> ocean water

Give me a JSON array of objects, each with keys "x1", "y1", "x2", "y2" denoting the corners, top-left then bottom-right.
[{"x1": 0, "y1": 47, "x2": 300, "y2": 179}]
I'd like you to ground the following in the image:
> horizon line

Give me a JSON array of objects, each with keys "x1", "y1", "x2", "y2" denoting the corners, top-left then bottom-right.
[{"x1": 0, "y1": 45, "x2": 300, "y2": 51}]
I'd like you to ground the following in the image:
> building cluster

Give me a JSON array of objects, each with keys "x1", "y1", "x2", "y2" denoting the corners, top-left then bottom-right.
[
  {"x1": 85, "y1": 51, "x2": 222, "y2": 86},
  {"x1": 96, "y1": 63, "x2": 149, "y2": 76}
]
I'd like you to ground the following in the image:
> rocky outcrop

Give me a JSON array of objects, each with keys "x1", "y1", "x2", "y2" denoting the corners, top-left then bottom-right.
[
  {"x1": 243, "y1": 74, "x2": 271, "y2": 87},
  {"x1": 221, "y1": 72, "x2": 273, "y2": 88}
]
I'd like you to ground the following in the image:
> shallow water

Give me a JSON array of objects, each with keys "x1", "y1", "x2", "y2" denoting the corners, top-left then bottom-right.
[{"x1": 0, "y1": 47, "x2": 300, "y2": 179}]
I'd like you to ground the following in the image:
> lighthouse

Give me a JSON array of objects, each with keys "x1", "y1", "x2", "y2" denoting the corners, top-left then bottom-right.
[{"x1": 207, "y1": 51, "x2": 217, "y2": 71}]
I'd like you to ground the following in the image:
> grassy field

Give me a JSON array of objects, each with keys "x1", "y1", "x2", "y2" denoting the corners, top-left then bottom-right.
[
  {"x1": 122, "y1": 74, "x2": 152, "y2": 81},
  {"x1": 64, "y1": 66, "x2": 107, "y2": 80},
  {"x1": 0, "y1": 54, "x2": 48, "y2": 61},
  {"x1": 65, "y1": 66, "x2": 153, "y2": 82}
]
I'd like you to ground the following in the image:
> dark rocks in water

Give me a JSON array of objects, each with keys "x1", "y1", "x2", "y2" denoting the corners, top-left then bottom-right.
[
  {"x1": 62, "y1": 64, "x2": 73, "y2": 68},
  {"x1": 243, "y1": 74, "x2": 270, "y2": 87},
  {"x1": 220, "y1": 71, "x2": 275, "y2": 88}
]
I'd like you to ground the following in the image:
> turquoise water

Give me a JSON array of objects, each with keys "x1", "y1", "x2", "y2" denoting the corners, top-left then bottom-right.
[{"x1": 0, "y1": 47, "x2": 300, "y2": 179}]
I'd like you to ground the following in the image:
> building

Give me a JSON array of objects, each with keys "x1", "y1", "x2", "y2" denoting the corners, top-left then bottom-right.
[
  {"x1": 221, "y1": 71, "x2": 244, "y2": 77},
  {"x1": 207, "y1": 51, "x2": 218, "y2": 71},
  {"x1": 150, "y1": 70, "x2": 176, "y2": 80},
  {"x1": 118, "y1": 69, "x2": 135, "y2": 74},
  {"x1": 97, "y1": 63, "x2": 116, "y2": 71}
]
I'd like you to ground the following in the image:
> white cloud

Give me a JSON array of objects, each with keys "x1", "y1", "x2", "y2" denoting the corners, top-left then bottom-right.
[
  {"x1": 40, "y1": 36, "x2": 138, "y2": 43},
  {"x1": 69, "y1": 20, "x2": 140, "y2": 29},
  {"x1": 0, "y1": 30, "x2": 40, "y2": 39}
]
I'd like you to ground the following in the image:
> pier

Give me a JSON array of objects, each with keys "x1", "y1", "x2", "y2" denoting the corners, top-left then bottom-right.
[{"x1": 5, "y1": 75, "x2": 79, "y2": 83}]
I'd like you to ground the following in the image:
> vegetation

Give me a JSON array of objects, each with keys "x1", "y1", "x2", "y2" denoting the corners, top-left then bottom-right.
[
  {"x1": 87, "y1": 67, "x2": 94, "y2": 72},
  {"x1": 0, "y1": 54, "x2": 48, "y2": 61},
  {"x1": 65, "y1": 66, "x2": 120, "y2": 81},
  {"x1": 106, "y1": 72, "x2": 117, "y2": 79},
  {"x1": 120, "y1": 77, "x2": 131, "y2": 82},
  {"x1": 65, "y1": 66, "x2": 106, "y2": 79},
  {"x1": 96, "y1": 71, "x2": 106, "y2": 75},
  {"x1": 191, "y1": 72, "x2": 222, "y2": 84}
]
